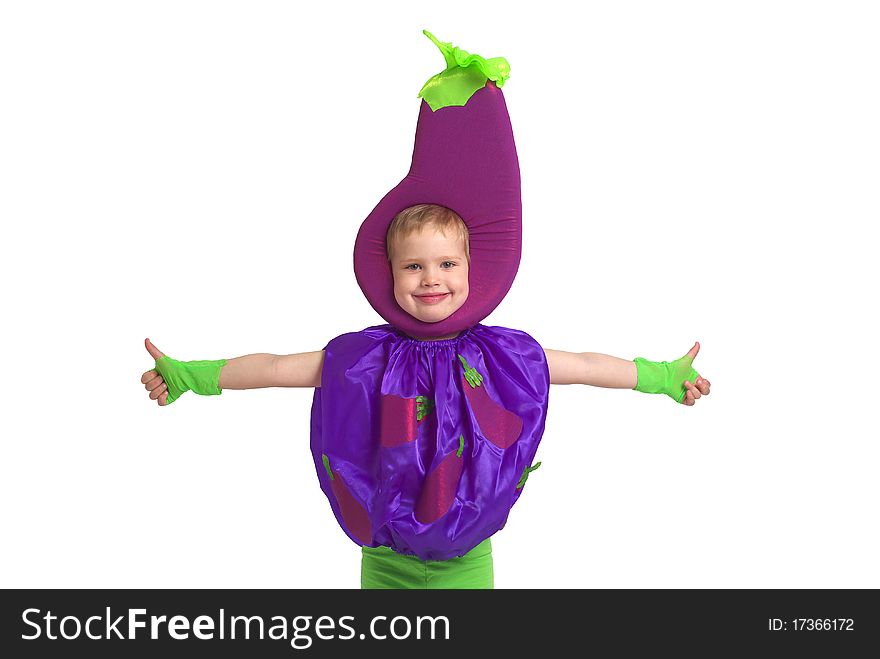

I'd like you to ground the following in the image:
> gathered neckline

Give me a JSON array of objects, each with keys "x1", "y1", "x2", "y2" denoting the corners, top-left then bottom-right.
[{"x1": 391, "y1": 325, "x2": 474, "y2": 347}]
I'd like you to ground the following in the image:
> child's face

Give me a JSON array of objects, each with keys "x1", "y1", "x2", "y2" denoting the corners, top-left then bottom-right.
[{"x1": 389, "y1": 226, "x2": 469, "y2": 326}]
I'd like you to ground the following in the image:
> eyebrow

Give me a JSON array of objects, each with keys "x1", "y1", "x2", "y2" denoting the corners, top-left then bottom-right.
[{"x1": 398, "y1": 255, "x2": 464, "y2": 262}]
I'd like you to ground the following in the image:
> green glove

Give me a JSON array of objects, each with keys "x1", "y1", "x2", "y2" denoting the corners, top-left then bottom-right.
[
  {"x1": 633, "y1": 355, "x2": 700, "y2": 404},
  {"x1": 154, "y1": 355, "x2": 227, "y2": 405}
]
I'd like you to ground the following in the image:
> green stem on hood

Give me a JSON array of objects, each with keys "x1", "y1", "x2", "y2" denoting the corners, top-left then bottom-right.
[{"x1": 418, "y1": 30, "x2": 511, "y2": 111}]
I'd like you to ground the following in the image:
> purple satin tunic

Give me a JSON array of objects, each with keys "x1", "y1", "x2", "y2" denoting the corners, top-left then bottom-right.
[{"x1": 310, "y1": 324, "x2": 549, "y2": 561}]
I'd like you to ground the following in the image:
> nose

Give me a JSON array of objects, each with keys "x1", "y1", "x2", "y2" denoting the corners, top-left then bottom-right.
[{"x1": 420, "y1": 266, "x2": 440, "y2": 287}]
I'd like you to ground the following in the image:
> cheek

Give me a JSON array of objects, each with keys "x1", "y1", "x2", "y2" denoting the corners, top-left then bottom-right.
[
  {"x1": 392, "y1": 273, "x2": 410, "y2": 303},
  {"x1": 456, "y1": 270, "x2": 470, "y2": 301}
]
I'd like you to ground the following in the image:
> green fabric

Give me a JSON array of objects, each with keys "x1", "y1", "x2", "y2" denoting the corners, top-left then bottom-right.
[
  {"x1": 361, "y1": 538, "x2": 494, "y2": 589},
  {"x1": 418, "y1": 30, "x2": 511, "y2": 111},
  {"x1": 416, "y1": 395, "x2": 435, "y2": 421},
  {"x1": 458, "y1": 354, "x2": 483, "y2": 388},
  {"x1": 322, "y1": 454, "x2": 335, "y2": 480},
  {"x1": 516, "y1": 462, "x2": 542, "y2": 489},
  {"x1": 153, "y1": 355, "x2": 227, "y2": 405},
  {"x1": 633, "y1": 355, "x2": 700, "y2": 404}
]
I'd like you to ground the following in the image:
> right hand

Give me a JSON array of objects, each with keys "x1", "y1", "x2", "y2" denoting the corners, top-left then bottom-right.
[{"x1": 141, "y1": 338, "x2": 169, "y2": 406}]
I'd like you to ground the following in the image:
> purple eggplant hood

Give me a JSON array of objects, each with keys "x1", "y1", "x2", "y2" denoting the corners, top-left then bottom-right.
[
  {"x1": 310, "y1": 324, "x2": 549, "y2": 561},
  {"x1": 354, "y1": 81, "x2": 521, "y2": 338}
]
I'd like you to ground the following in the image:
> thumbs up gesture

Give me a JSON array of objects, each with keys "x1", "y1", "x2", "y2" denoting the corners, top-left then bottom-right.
[
  {"x1": 141, "y1": 338, "x2": 170, "y2": 406},
  {"x1": 679, "y1": 342, "x2": 711, "y2": 407},
  {"x1": 140, "y1": 339, "x2": 227, "y2": 406},
  {"x1": 633, "y1": 341, "x2": 712, "y2": 406}
]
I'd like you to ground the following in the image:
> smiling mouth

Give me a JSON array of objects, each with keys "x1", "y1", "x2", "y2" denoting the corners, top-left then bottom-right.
[{"x1": 414, "y1": 293, "x2": 450, "y2": 305}]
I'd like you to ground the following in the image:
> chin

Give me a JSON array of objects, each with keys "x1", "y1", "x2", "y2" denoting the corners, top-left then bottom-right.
[
  {"x1": 406, "y1": 305, "x2": 450, "y2": 324},
  {"x1": 413, "y1": 309, "x2": 445, "y2": 323}
]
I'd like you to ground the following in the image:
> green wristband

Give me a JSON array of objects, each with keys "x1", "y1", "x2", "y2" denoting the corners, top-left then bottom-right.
[
  {"x1": 154, "y1": 356, "x2": 227, "y2": 405},
  {"x1": 633, "y1": 356, "x2": 699, "y2": 404}
]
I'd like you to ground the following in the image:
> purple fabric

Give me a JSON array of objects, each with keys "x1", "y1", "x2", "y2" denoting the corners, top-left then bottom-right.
[
  {"x1": 354, "y1": 81, "x2": 522, "y2": 338},
  {"x1": 310, "y1": 324, "x2": 549, "y2": 561}
]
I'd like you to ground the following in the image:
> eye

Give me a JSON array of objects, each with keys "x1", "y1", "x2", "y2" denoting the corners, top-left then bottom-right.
[
  {"x1": 441, "y1": 261, "x2": 457, "y2": 269},
  {"x1": 404, "y1": 263, "x2": 421, "y2": 271}
]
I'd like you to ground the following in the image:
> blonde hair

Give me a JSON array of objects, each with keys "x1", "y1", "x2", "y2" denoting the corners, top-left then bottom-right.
[{"x1": 386, "y1": 204, "x2": 470, "y2": 262}]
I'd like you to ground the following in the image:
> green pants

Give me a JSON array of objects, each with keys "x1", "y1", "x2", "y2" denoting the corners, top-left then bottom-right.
[{"x1": 361, "y1": 538, "x2": 494, "y2": 589}]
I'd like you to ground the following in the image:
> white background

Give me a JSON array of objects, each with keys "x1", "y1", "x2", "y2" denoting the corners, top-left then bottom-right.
[{"x1": 1, "y1": 1, "x2": 877, "y2": 589}]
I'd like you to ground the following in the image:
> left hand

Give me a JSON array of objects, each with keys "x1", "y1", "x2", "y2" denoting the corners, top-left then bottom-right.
[{"x1": 680, "y1": 342, "x2": 711, "y2": 406}]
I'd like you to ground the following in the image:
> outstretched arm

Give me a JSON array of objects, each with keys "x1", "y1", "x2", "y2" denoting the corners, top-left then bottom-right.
[
  {"x1": 545, "y1": 349, "x2": 637, "y2": 389},
  {"x1": 268, "y1": 351, "x2": 324, "y2": 389},
  {"x1": 217, "y1": 351, "x2": 325, "y2": 389},
  {"x1": 544, "y1": 343, "x2": 711, "y2": 406},
  {"x1": 142, "y1": 339, "x2": 324, "y2": 406}
]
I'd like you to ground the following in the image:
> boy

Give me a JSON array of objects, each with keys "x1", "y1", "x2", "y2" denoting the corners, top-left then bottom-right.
[{"x1": 141, "y1": 204, "x2": 710, "y2": 588}]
